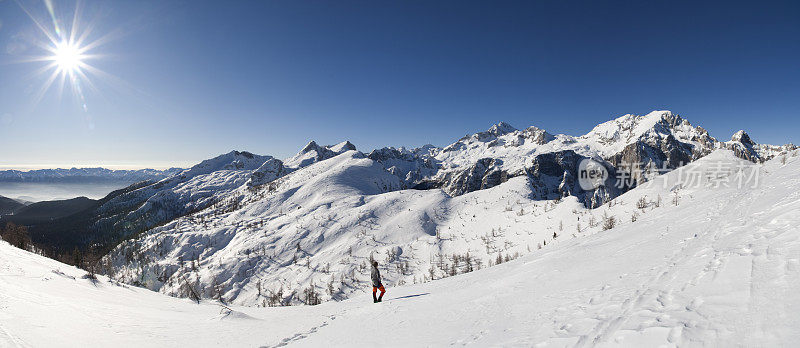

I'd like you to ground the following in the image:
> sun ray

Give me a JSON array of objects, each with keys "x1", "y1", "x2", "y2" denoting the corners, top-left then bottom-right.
[
  {"x1": 72, "y1": 63, "x2": 100, "y2": 96},
  {"x1": 15, "y1": 0, "x2": 60, "y2": 47},
  {"x1": 69, "y1": 0, "x2": 82, "y2": 47},
  {"x1": 55, "y1": 69, "x2": 68, "y2": 103},
  {"x1": 31, "y1": 68, "x2": 62, "y2": 106}
]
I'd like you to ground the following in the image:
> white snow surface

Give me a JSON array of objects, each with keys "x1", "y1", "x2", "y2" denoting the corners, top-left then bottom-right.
[{"x1": 2, "y1": 149, "x2": 800, "y2": 346}]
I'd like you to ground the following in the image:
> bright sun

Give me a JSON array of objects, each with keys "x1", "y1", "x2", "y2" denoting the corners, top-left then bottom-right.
[
  {"x1": 18, "y1": 0, "x2": 111, "y2": 106},
  {"x1": 52, "y1": 41, "x2": 84, "y2": 73}
]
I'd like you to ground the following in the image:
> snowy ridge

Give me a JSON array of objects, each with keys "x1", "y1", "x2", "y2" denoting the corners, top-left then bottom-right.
[
  {"x1": 50, "y1": 151, "x2": 281, "y2": 250},
  {"x1": 283, "y1": 141, "x2": 357, "y2": 170},
  {"x1": 3, "y1": 147, "x2": 800, "y2": 346}
]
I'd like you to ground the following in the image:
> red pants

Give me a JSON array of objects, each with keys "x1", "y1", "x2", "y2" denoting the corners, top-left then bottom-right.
[{"x1": 373, "y1": 286, "x2": 385, "y2": 295}]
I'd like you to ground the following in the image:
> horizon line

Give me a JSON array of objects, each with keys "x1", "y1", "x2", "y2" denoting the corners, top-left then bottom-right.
[{"x1": 0, "y1": 163, "x2": 193, "y2": 172}]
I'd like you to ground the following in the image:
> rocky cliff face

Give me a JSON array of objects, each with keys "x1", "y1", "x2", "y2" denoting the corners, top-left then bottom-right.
[
  {"x1": 598, "y1": 113, "x2": 716, "y2": 189},
  {"x1": 247, "y1": 158, "x2": 286, "y2": 187}
]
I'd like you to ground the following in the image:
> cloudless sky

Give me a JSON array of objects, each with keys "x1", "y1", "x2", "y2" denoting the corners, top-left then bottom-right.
[{"x1": 0, "y1": 0, "x2": 798, "y2": 169}]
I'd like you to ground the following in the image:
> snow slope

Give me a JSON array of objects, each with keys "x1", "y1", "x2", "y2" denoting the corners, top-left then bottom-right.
[
  {"x1": 2, "y1": 148, "x2": 800, "y2": 346},
  {"x1": 104, "y1": 149, "x2": 588, "y2": 306}
]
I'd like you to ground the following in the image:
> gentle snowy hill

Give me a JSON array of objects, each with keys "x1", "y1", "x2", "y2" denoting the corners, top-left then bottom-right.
[{"x1": 2, "y1": 148, "x2": 800, "y2": 346}]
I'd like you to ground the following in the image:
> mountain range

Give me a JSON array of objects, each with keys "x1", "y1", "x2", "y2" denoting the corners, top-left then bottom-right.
[
  {"x1": 0, "y1": 167, "x2": 182, "y2": 183},
  {"x1": 5, "y1": 110, "x2": 796, "y2": 306}
]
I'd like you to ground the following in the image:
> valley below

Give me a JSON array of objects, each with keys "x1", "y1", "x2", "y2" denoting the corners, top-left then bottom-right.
[{"x1": 0, "y1": 181, "x2": 134, "y2": 202}]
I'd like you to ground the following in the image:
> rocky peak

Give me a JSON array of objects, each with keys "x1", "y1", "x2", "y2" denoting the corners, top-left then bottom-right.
[
  {"x1": 286, "y1": 140, "x2": 357, "y2": 169},
  {"x1": 183, "y1": 150, "x2": 272, "y2": 178},
  {"x1": 487, "y1": 122, "x2": 518, "y2": 136},
  {"x1": 300, "y1": 141, "x2": 322, "y2": 154},
  {"x1": 731, "y1": 130, "x2": 754, "y2": 146},
  {"x1": 329, "y1": 141, "x2": 357, "y2": 153},
  {"x1": 522, "y1": 126, "x2": 555, "y2": 145}
]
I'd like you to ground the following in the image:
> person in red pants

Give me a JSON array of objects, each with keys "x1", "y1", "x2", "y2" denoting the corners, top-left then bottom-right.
[{"x1": 371, "y1": 260, "x2": 385, "y2": 303}]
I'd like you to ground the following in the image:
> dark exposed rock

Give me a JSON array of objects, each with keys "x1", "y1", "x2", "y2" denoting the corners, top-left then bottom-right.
[
  {"x1": 435, "y1": 158, "x2": 508, "y2": 196},
  {"x1": 248, "y1": 159, "x2": 286, "y2": 187},
  {"x1": 525, "y1": 150, "x2": 619, "y2": 207},
  {"x1": 731, "y1": 130, "x2": 753, "y2": 146}
]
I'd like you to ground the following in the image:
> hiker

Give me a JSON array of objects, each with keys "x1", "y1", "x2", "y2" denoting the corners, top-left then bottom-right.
[{"x1": 371, "y1": 260, "x2": 385, "y2": 303}]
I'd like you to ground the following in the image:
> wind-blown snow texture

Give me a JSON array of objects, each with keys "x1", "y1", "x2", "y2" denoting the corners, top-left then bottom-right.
[
  {"x1": 2, "y1": 148, "x2": 800, "y2": 346},
  {"x1": 96, "y1": 111, "x2": 797, "y2": 309}
]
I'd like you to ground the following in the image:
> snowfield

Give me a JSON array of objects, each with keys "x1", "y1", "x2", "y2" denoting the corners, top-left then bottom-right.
[{"x1": 2, "y1": 149, "x2": 799, "y2": 347}]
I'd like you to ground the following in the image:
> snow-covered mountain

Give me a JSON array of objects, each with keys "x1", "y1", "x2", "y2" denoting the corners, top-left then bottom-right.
[
  {"x1": 4, "y1": 145, "x2": 800, "y2": 347},
  {"x1": 26, "y1": 146, "x2": 370, "y2": 254},
  {"x1": 58, "y1": 152, "x2": 275, "y2": 247},
  {"x1": 0, "y1": 167, "x2": 182, "y2": 183},
  {"x1": 284, "y1": 140, "x2": 357, "y2": 170},
  {"x1": 95, "y1": 111, "x2": 797, "y2": 308},
  {"x1": 723, "y1": 129, "x2": 789, "y2": 162},
  {"x1": 373, "y1": 110, "x2": 792, "y2": 205}
]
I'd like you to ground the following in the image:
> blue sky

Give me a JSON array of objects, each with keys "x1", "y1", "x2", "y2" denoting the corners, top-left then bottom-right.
[{"x1": 0, "y1": 0, "x2": 798, "y2": 169}]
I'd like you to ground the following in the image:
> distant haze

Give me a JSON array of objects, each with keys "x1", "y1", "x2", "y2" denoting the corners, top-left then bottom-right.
[
  {"x1": 0, "y1": 163, "x2": 194, "y2": 171},
  {"x1": 0, "y1": 182, "x2": 132, "y2": 202}
]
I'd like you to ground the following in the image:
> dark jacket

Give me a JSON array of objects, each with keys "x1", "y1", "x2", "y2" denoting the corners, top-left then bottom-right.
[{"x1": 371, "y1": 265, "x2": 383, "y2": 287}]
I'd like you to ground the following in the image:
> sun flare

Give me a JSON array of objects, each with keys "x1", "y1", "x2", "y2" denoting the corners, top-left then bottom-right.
[
  {"x1": 15, "y1": 0, "x2": 116, "y2": 106},
  {"x1": 52, "y1": 41, "x2": 84, "y2": 73}
]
